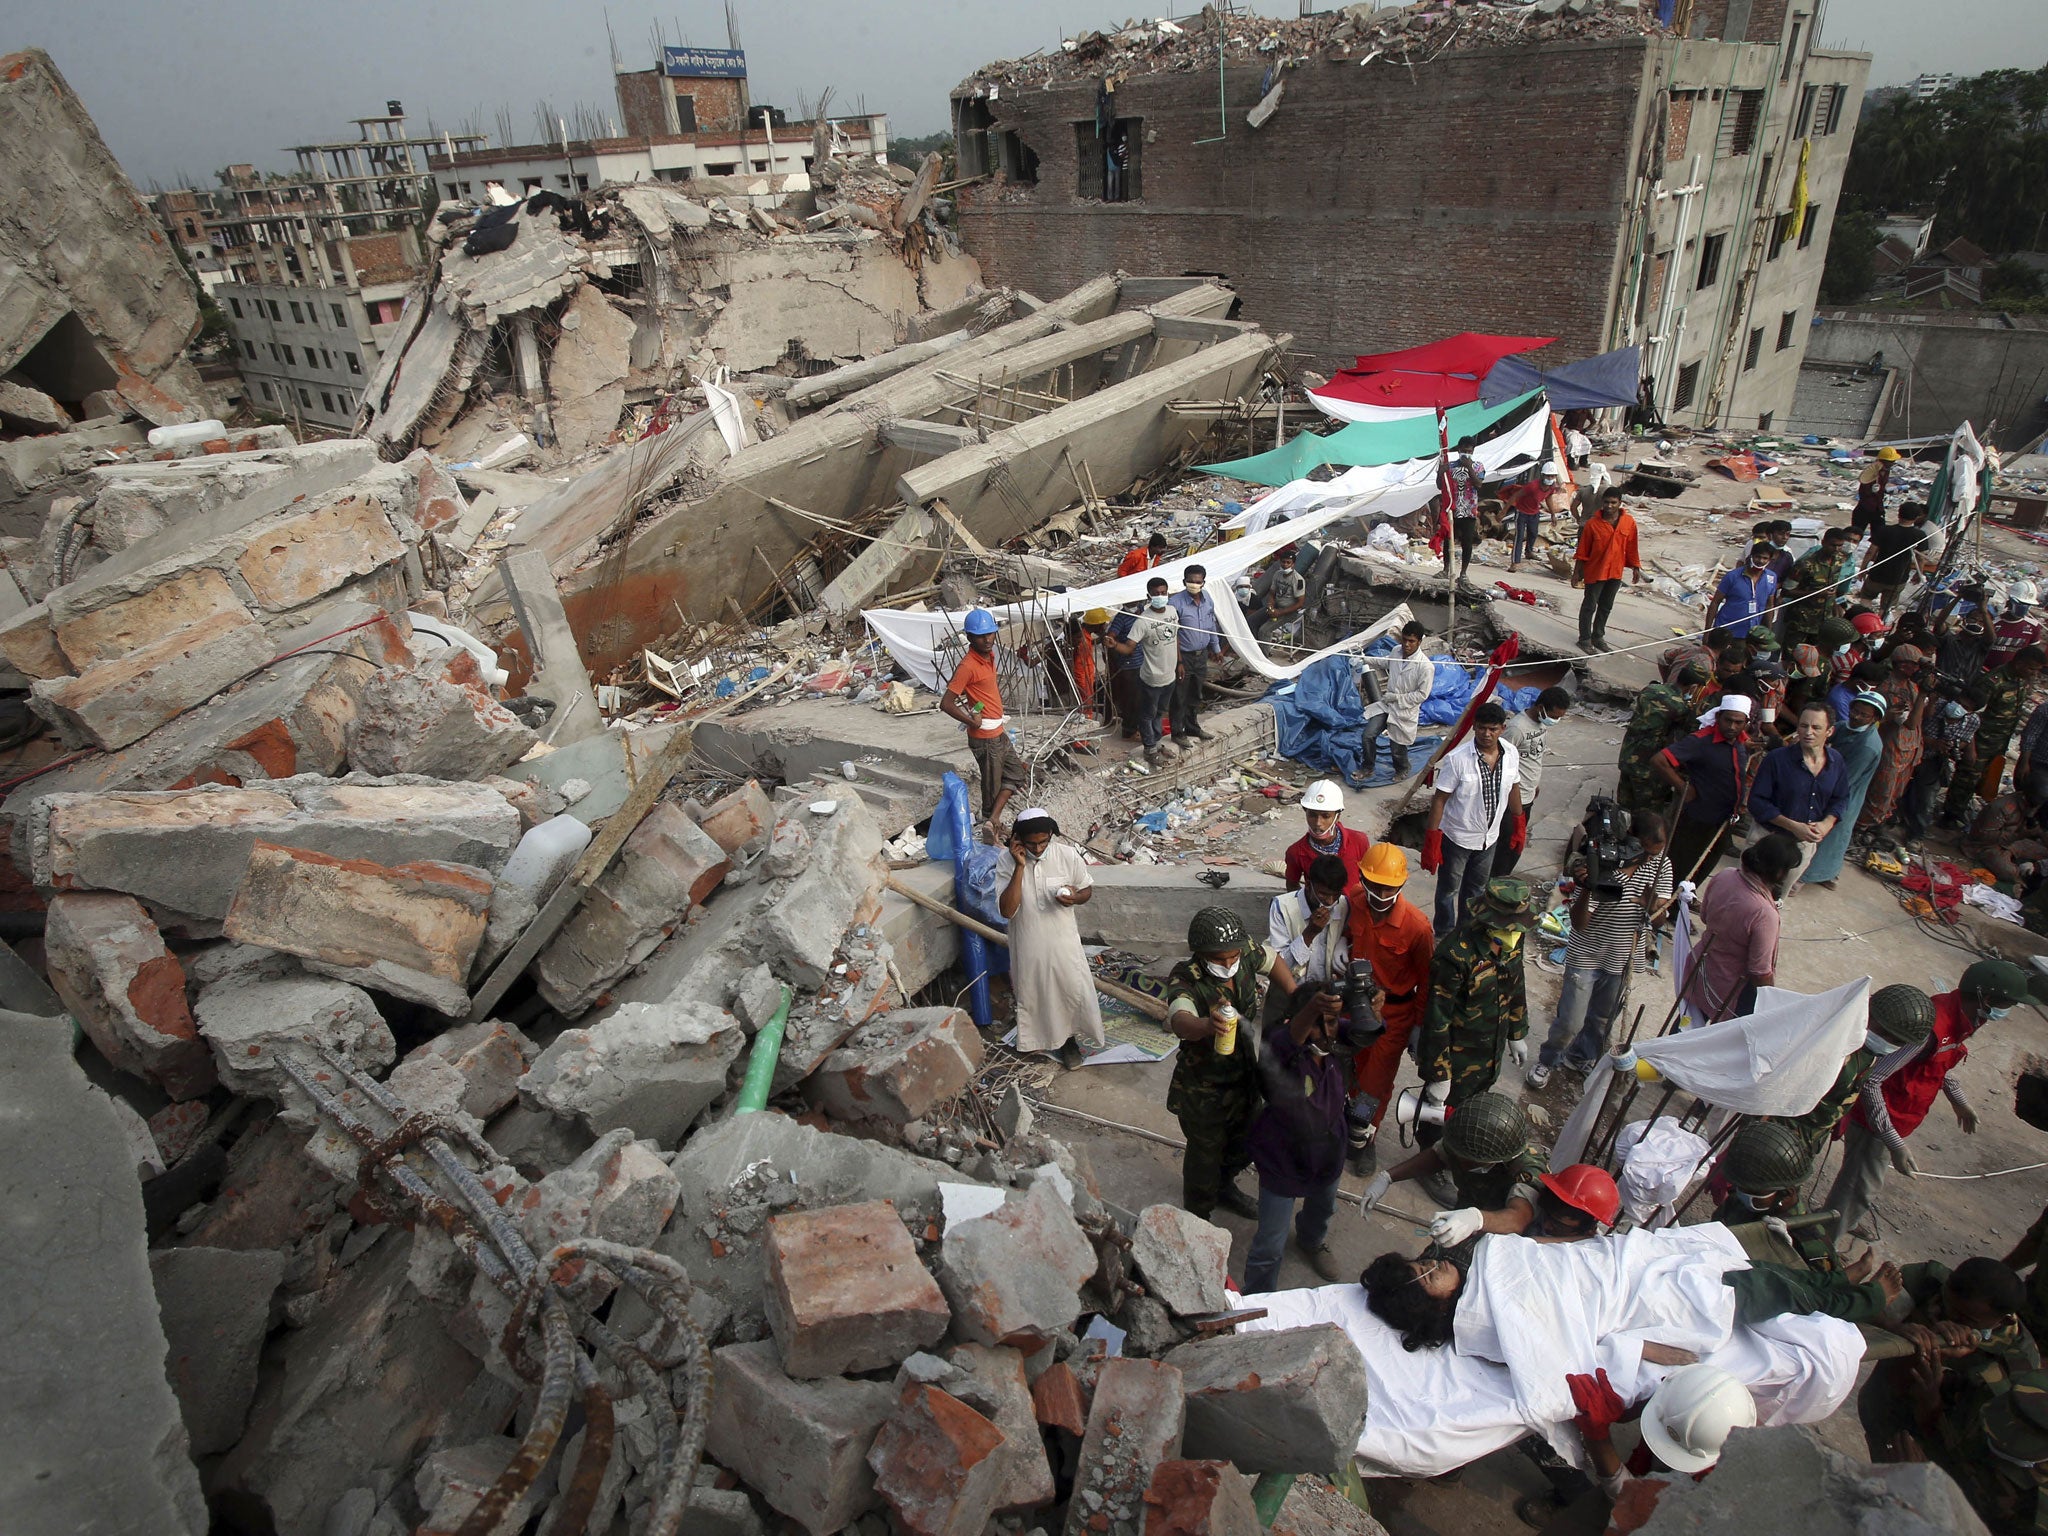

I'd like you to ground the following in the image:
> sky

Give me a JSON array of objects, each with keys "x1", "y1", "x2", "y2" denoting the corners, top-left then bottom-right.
[{"x1": 11, "y1": 0, "x2": 2043, "y2": 190}]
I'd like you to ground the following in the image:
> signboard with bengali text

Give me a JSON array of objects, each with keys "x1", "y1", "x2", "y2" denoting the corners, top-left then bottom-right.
[{"x1": 662, "y1": 46, "x2": 746, "y2": 78}]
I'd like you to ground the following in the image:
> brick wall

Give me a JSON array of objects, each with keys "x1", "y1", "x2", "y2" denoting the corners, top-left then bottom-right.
[
  {"x1": 616, "y1": 70, "x2": 669, "y2": 138},
  {"x1": 955, "y1": 39, "x2": 1651, "y2": 375},
  {"x1": 679, "y1": 77, "x2": 746, "y2": 135}
]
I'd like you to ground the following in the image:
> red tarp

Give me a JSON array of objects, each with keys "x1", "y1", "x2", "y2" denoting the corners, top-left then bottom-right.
[
  {"x1": 1309, "y1": 369, "x2": 1483, "y2": 410},
  {"x1": 1351, "y1": 332, "x2": 1556, "y2": 377}
]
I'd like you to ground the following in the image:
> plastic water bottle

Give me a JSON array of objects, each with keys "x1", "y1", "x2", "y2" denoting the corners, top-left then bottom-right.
[{"x1": 498, "y1": 813, "x2": 591, "y2": 897}]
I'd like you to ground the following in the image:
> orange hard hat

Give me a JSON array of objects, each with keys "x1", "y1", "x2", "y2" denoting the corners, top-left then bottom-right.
[
  {"x1": 1540, "y1": 1164, "x2": 1621, "y2": 1227},
  {"x1": 1357, "y1": 842, "x2": 1409, "y2": 887}
]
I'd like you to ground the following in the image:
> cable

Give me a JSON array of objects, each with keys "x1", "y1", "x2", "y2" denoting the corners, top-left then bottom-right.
[{"x1": 1918, "y1": 1161, "x2": 2048, "y2": 1181}]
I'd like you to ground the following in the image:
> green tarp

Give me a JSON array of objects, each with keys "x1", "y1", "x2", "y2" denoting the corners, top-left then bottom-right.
[{"x1": 1200, "y1": 390, "x2": 1545, "y2": 488}]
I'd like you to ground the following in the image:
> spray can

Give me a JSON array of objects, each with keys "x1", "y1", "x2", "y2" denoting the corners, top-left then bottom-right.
[{"x1": 1213, "y1": 1002, "x2": 1239, "y2": 1056}]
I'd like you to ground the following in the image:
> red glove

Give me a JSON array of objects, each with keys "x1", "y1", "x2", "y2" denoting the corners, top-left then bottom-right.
[
  {"x1": 1508, "y1": 812, "x2": 1528, "y2": 854},
  {"x1": 1422, "y1": 828, "x2": 1444, "y2": 874},
  {"x1": 1567, "y1": 1369, "x2": 1627, "y2": 1439}
]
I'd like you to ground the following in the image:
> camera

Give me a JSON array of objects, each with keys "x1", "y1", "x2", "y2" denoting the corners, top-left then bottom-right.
[
  {"x1": 1340, "y1": 957, "x2": 1382, "y2": 1036},
  {"x1": 1574, "y1": 796, "x2": 1643, "y2": 898}
]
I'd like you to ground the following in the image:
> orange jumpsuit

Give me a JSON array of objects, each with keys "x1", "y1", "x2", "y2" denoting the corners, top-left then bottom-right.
[{"x1": 1344, "y1": 891, "x2": 1437, "y2": 1126}]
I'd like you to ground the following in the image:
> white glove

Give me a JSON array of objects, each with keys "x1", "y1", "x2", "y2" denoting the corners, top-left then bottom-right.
[
  {"x1": 1506, "y1": 1039, "x2": 1528, "y2": 1070},
  {"x1": 1422, "y1": 1079, "x2": 1451, "y2": 1107},
  {"x1": 1360, "y1": 1171, "x2": 1393, "y2": 1213},
  {"x1": 1762, "y1": 1216, "x2": 1794, "y2": 1244},
  {"x1": 1430, "y1": 1207, "x2": 1486, "y2": 1246},
  {"x1": 1890, "y1": 1145, "x2": 1919, "y2": 1178}
]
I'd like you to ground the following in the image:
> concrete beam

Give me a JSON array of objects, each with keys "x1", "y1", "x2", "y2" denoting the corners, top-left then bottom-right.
[
  {"x1": 816, "y1": 506, "x2": 934, "y2": 615},
  {"x1": 1119, "y1": 277, "x2": 1224, "y2": 306},
  {"x1": 498, "y1": 547, "x2": 604, "y2": 744},
  {"x1": 786, "y1": 330, "x2": 977, "y2": 409},
  {"x1": 1151, "y1": 316, "x2": 1257, "y2": 344},
  {"x1": 879, "y1": 419, "x2": 984, "y2": 456}
]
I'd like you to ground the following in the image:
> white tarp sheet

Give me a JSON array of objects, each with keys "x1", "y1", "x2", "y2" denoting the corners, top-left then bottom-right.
[
  {"x1": 1243, "y1": 1239, "x2": 1864, "y2": 1477},
  {"x1": 863, "y1": 480, "x2": 1437, "y2": 692},
  {"x1": 1549, "y1": 977, "x2": 1870, "y2": 1169}
]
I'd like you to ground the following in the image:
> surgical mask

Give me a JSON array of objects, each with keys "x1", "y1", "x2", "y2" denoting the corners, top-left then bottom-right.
[
  {"x1": 1185, "y1": 581, "x2": 1204, "y2": 595},
  {"x1": 1149, "y1": 595, "x2": 1168, "y2": 610},
  {"x1": 1365, "y1": 890, "x2": 1397, "y2": 917},
  {"x1": 1863, "y1": 1030, "x2": 1896, "y2": 1054},
  {"x1": 1205, "y1": 959, "x2": 1239, "y2": 981},
  {"x1": 1849, "y1": 722, "x2": 1873, "y2": 734},
  {"x1": 1988, "y1": 1005, "x2": 2013, "y2": 1021}
]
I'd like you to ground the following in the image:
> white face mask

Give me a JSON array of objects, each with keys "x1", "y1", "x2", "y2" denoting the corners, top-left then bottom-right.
[
  {"x1": 1149, "y1": 595, "x2": 1169, "y2": 610},
  {"x1": 1365, "y1": 889, "x2": 1397, "y2": 917},
  {"x1": 1204, "y1": 959, "x2": 1239, "y2": 981}
]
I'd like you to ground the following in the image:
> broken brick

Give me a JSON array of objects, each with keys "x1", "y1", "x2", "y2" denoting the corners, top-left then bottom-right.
[
  {"x1": 866, "y1": 1384, "x2": 1008, "y2": 1536},
  {"x1": 763, "y1": 1198, "x2": 951, "y2": 1378},
  {"x1": 1141, "y1": 1461, "x2": 1262, "y2": 1536},
  {"x1": 44, "y1": 891, "x2": 214, "y2": 1097},
  {"x1": 1031, "y1": 1360, "x2": 1088, "y2": 1436}
]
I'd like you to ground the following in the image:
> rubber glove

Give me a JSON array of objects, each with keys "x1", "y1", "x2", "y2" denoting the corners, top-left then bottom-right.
[
  {"x1": 1890, "y1": 1144, "x2": 1919, "y2": 1177},
  {"x1": 1423, "y1": 1079, "x2": 1451, "y2": 1106},
  {"x1": 1430, "y1": 1207, "x2": 1485, "y2": 1245},
  {"x1": 1506, "y1": 1039, "x2": 1528, "y2": 1069},
  {"x1": 1567, "y1": 1370, "x2": 1628, "y2": 1439},
  {"x1": 1763, "y1": 1216, "x2": 1794, "y2": 1244},
  {"x1": 1508, "y1": 812, "x2": 1528, "y2": 853},
  {"x1": 1360, "y1": 1171, "x2": 1393, "y2": 1213},
  {"x1": 1422, "y1": 828, "x2": 1445, "y2": 874}
]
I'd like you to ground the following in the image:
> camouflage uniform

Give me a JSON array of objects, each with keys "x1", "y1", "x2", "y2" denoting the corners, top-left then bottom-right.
[
  {"x1": 1862, "y1": 1260, "x2": 2044, "y2": 1464},
  {"x1": 1947, "y1": 667, "x2": 2036, "y2": 820},
  {"x1": 1418, "y1": 920, "x2": 1529, "y2": 1107},
  {"x1": 1165, "y1": 943, "x2": 1270, "y2": 1217},
  {"x1": 2019, "y1": 1203, "x2": 2048, "y2": 1347},
  {"x1": 1711, "y1": 1193, "x2": 1842, "y2": 1272},
  {"x1": 1776, "y1": 1045, "x2": 1877, "y2": 1158},
  {"x1": 1616, "y1": 682, "x2": 1694, "y2": 816},
  {"x1": 1943, "y1": 1373, "x2": 2048, "y2": 1535},
  {"x1": 1452, "y1": 1144, "x2": 1547, "y2": 1213},
  {"x1": 1779, "y1": 547, "x2": 1851, "y2": 644}
]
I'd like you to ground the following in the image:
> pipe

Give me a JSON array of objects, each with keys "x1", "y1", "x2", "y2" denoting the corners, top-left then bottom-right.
[
  {"x1": 734, "y1": 984, "x2": 794, "y2": 1113},
  {"x1": 1252, "y1": 1473, "x2": 1297, "y2": 1526}
]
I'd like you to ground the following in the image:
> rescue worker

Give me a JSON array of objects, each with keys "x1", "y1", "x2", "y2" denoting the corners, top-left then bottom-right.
[
  {"x1": 1711, "y1": 1119, "x2": 1843, "y2": 1274},
  {"x1": 1909, "y1": 1369, "x2": 2048, "y2": 1533},
  {"x1": 1266, "y1": 853, "x2": 1349, "y2": 993},
  {"x1": 1777, "y1": 525, "x2": 1856, "y2": 650},
  {"x1": 1944, "y1": 645, "x2": 2046, "y2": 827},
  {"x1": 1360, "y1": 1091, "x2": 1545, "y2": 1237},
  {"x1": 1826, "y1": 960, "x2": 2034, "y2": 1245},
  {"x1": 1363, "y1": 620, "x2": 1435, "y2": 780},
  {"x1": 941, "y1": 608, "x2": 1023, "y2": 831},
  {"x1": 1415, "y1": 877, "x2": 1534, "y2": 1133},
  {"x1": 1117, "y1": 530, "x2": 1170, "y2": 578},
  {"x1": 1283, "y1": 779, "x2": 1371, "y2": 890},
  {"x1": 1616, "y1": 660, "x2": 1712, "y2": 817},
  {"x1": 2005, "y1": 1202, "x2": 2048, "y2": 1349},
  {"x1": 1528, "y1": 1164, "x2": 1622, "y2": 1241},
  {"x1": 1164, "y1": 907, "x2": 1305, "y2": 1221},
  {"x1": 1775, "y1": 983, "x2": 1935, "y2": 1160},
  {"x1": 1862, "y1": 1255, "x2": 2040, "y2": 1465},
  {"x1": 1343, "y1": 842, "x2": 1435, "y2": 1172}
]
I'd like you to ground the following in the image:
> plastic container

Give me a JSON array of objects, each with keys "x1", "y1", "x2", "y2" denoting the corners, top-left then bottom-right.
[
  {"x1": 406, "y1": 612, "x2": 510, "y2": 690},
  {"x1": 146, "y1": 419, "x2": 228, "y2": 451},
  {"x1": 498, "y1": 813, "x2": 591, "y2": 896},
  {"x1": 1213, "y1": 1002, "x2": 1239, "y2": 1056}
]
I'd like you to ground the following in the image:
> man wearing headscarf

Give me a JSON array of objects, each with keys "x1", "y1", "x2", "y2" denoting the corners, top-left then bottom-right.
[{"x1": 996, "y1": 810, "x2": 1102, "y2": 1067}]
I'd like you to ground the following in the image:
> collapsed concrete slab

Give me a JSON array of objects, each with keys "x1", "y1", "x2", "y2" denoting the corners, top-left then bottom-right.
[
  {"x1": 194, "y1": 971, "x2": 394, "y2": 1098},
  {"x1": 149, "y1": 1246, "x2": 285, "y2": 1456},
  {"x1": 0, "y1": 1010, "x2": 209, "y2": 1536},
  {"x1": 1130, "y1": 1205, "x2": 1232, "y2": 1317},
  {"x1": 1064, "y1": 1358, "x2": 1187, "y2": 1536},
  {"x1": 346, "y1": 645, "x2": 538, "y2": 779},
  {"x1": 939, "y1": 1178, "x2": 1097, "y2": 1348},
  {"x1": 763, "y1": 1199, "x2": 952, "y2": 1379},
  {"x1": 758, "y1": 796, "x2": 888, "y2": 987},
  {"x1": 705, "y1": 1340, "x2": 900, "y2": 1536},
  {"x1": 518, "y1": 997, "x2": 743, "y2": 1148},
  {"x1": 1164, "y1": 1326, "x2": 1370, "y2": 1474},
  {"x1": 43, "y1": 890, "x2": 213, "y2": 1097},
  {"x1": 803, "y1": 1005, "x2": 984, "y2": 1125}
]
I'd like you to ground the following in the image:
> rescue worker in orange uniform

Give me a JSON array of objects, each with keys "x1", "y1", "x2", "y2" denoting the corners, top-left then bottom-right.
[{"x1": 1342, "y1": 841, "x2": 1436, "y2": 1174}]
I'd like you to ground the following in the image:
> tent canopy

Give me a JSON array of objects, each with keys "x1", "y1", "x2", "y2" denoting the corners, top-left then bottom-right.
[
  {"x1": 1200, "y1": 389, "x2": 1547, "y2": 487},
  {"x1": 1352, "y1": 332, "x2": 1554, "y2": 376},
  {"x1": 1479, "y1": 344, "x2": 1643, "y2": 410},
  {"x1": 1309, "y1": 368, "x2": 1483, "y2": 417}
]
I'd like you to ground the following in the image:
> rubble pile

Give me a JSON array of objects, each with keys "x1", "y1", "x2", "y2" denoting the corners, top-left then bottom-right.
[{"x1": 959, "y1": 0, "x2": 1660, "y2": 93}]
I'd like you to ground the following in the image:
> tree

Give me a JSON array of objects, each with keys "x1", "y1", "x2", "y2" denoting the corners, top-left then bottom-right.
[
  {"x1": 887, "y1": 131, "x2": 953, "y2": 174},
  {"x1": 1820, "y1": 201, "x2": 1881, "y2": 304}
]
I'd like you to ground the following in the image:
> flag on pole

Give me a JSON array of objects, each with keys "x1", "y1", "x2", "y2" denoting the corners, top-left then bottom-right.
[{"x1": 1429, "y1": 405, "x2": 1453, "y2": 557}]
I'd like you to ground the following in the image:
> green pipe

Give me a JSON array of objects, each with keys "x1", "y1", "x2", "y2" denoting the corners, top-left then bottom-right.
[
  {"x1": 1251, "y1": 1473, "x2": 1296, "y2": 1527},
  {"x1": 734, "y1": 985, "x2": 794, "y2": 1113}
]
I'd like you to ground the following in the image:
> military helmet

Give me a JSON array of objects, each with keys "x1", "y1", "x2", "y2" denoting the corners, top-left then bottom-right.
[
  {"x1": 1722, "y1": 1120, "x2": 1815, "y2": 1194},
  {"x1": 1868, "y1": 984, "x2": 1936, "y2": 1049},
  {"x1": 1188, "y1": 906, "x2": 1249, "y2": 955},
  {"x1": 1985, "y1": 1372, "x2": 2048, "y2": 1465},
  {"x1": 1816, "y1": 615, "x2": 1859, "y2": 650},
  {"x1": 1961, "y1": 960, "x2": 2034, "y2": 1009},
  {"x1": 1442, "y1": 1092, "x2": 1529, "y2": 1166}
]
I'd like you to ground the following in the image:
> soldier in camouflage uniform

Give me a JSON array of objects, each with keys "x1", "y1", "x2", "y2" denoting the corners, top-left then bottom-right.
[
  {"x1": 1362, "y1": 1092, "x2": 1547, "y2": 1238},
  {"x1": 1712, "y1": 1119, "x2": 1843, "y2": 1273},
  {"x1": 1945, "y1": 646, "x2": 2046, "y2": 824},
  {"x1": 1939, "y1": 1370, "x2": 2048, "y2": 1534},
  {"x1": 1777, "y1": 527, "x2": 1855, "y2": 647},
  {"x1": 1415, "y1": 879, "x2": 1536, "y2": 1127},
  {"x1": 1617, "y1": 662, "x2": 1710, "y2": 817},
  {"x1": 1863, "y1": 1255, "x2": 2041, "y2": 1466},
  {"x1": 1774, "y1": 983, "x2": 1935, "y2": 1160},
  {"x1": 1165, "y1": 906, "x2": 1305, "y2": 1220}
]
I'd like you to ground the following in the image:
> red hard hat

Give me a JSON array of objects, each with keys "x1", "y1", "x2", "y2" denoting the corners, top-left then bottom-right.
[
  {"x1": 1851, "y1": 612, "x2": 1886, "y2": 637},
  {"x1": 1540, "y1": 1164, "x2": 1621, "y2": 1227}
]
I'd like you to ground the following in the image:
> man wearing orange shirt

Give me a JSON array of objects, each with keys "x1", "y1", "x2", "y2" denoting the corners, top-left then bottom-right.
[
  {"x1": 1117, "y1": 531, "x2": 1170, "y2": 579},
  {"x1": 942, "y1": 609, "x2": 1025, "y2": 831},
  {"x1": 1343, "y1": 842, "x2": 1436, "y2": 1174},
  {"x1": 1573, "y1": 487, "x2": 1643, "y2": 653}
]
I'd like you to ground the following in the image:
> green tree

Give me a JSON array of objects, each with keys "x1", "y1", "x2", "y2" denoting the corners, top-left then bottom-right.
[{"x1": 1820, "y1": 200, "x2": 1881, "y2": 304}]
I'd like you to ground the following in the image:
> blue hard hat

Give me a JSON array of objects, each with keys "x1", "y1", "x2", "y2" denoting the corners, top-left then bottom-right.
[{"x1": 963, "y1": 609, "x2": 999, "y2": 636}]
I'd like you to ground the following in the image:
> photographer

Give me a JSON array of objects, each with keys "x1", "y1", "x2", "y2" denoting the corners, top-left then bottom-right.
[
  {"x1": 1528, "y1": 808, "x2": 1673, "y2": 1089},
  {"x1": 1243, "y1": 971, "x2": 1384, "y2": 1292}
]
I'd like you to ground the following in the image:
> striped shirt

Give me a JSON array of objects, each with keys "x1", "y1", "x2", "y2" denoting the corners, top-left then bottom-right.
[{"x1": 1566, "y1": 855, "x2": 1673, "y2": 973}]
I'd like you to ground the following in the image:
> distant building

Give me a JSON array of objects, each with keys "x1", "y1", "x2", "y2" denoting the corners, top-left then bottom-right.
[
  {"x1": 952, "y1": 2, "x2": 1869, "y2": 434},
  {"x1": 1910, "y1": 71, "x2": 1958, "y2": 99},
  {"x1": 1875, "y1": 212, "x2": 1936, "y2": 261},
  {"x1": 154, "y1": 107, "x2": 488, "y2": 433}
]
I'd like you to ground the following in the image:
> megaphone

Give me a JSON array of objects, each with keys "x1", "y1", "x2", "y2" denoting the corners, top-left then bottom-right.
[{"x1": 1392, "y1": 1085, "x2": 1448, "y2": 1145}]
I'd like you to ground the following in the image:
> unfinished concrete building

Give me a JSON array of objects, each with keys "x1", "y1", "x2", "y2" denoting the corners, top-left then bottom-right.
[
  {"x1": 950, "y1": 1, "x2": 1867, "y2": 434},
  {"x1": 0, "y1": 49, "x2": 212, "y2": 428}
]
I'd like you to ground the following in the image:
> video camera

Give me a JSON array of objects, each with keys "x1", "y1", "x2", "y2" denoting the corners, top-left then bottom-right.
[{"x1": 1572, "y1": 796, "x2": 1643, "y2": 899}]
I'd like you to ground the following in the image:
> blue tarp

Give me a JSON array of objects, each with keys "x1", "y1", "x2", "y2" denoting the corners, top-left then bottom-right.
[
  {"x1": 1265, "y1": 655, "x2": 1370, "y2": 784},
  {"x1": 1479, "y1": 345, "x2": 1642, "y2": 410},
  {"x1": 1200, "y1": 390, "x2": 1545, "y2": 487},
  {"x1": 1420, "y1": 659, "x2": 1539, "y2": 725}
]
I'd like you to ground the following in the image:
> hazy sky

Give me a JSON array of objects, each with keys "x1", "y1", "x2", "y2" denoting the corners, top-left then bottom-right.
[{"x1": 12, "y1": 0, "x2": 2042, "y2": 189}]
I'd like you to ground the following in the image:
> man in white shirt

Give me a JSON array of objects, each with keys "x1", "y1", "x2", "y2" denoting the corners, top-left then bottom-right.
[
  {"x1": 1365, "y1": 620, "x2": 1436, "y2": 779},
  {"x1": 1110, "y1": 576, "x2": 1181, "y2": 762},
  {"x1": 1495, "y1": 686, "x2": 1572, "y2": 875},
  {"x1": 1266, "y1": 853, "x2": 1351, "y2": 992},
  {"x1": 1421, "y1": 701, "x2": 1523, "y2": 934}
]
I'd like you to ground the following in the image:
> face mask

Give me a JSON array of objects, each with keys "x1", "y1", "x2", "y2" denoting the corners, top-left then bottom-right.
[
  {"x1": 1365, "y1": 891, "x2": 1396, "y2": 917},
  {"x1": 1149, "y1": 595, "x2": 1168, "y2": 610},
  {"x1": 1864, "y1": 1030, "x2": 1896, "y2": 1054},
  {"x1": 1205, "y1": 959, "x2": 1239, "y2": 981},
  {"x1": 1185, "y1": 581, "x2": 1204, "y2": 595},
  {"x1": 1987, "y1": 1005, "x2": 2013, "y2": 1021},
  {"x1": 1849, "y1": 722, "x2": 1873, "y2": 734}
]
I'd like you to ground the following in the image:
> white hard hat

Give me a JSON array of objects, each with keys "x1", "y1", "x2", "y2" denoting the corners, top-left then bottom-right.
[
  {"x1": 1639, "y1": 1364, "x2": 1757, "y2": 1473},
  {"x1": 1300, "y1": 780, "x2": 1346, "y2": 813},
  {"x1": 2013, "y1": 580, "x2": 2040, "y2": 606}
]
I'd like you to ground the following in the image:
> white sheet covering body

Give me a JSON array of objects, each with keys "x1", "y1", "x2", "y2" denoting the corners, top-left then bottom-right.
[{"x1": 1240, "y1": 1222, "x2": 1863, "y2": 1478}]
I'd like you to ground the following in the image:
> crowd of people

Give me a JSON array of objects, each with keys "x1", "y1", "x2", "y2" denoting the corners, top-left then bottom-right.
[{"x1": 932, "y1": 493, "x2": 2048, "y2": 1531}]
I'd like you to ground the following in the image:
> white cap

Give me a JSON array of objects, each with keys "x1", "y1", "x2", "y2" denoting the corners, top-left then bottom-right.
[
  {"x1": 1015, "y1": 807, "x2": 1054, "y2": 827},
  {"x1": 1717, "y1": 694, "x2": 1753, "y2": 716},
  {"x1": 1639, "y1": 1365, "x2": 1757, "y2": 1473},
  {"x1": 2014, "y1": 580, "x2": 2039, "y2": 606},
  {"x1": 1300, "y1": 779, "x2": 1346, "y2": 813},
  {"x1": 1542, "y1": 463, "x2": 1562, "y2": 479}
]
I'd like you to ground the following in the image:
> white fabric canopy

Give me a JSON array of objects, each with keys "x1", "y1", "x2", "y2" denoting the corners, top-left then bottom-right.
[
  {"x1": 863, "y1": 480, "x2": 1438, "y2": 691},
  {"x1": 1306, "y1": 396, "x2": 1441, "y2": 424},
  {"x1": 1549, "y1": 977, "x2": 1870, "y2": 1169}
]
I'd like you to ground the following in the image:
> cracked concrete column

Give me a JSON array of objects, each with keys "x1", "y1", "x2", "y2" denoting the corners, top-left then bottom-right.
[{"x1": 510, "y1": 313, "x2": 554, "y2": 446}]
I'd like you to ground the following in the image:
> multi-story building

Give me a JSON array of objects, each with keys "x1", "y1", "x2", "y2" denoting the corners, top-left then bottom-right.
[
  {"x1": 951, "y1": 2, "x2": 1868, "y2": 433},
  {"x1": 158, "y1": 109, "x2": 489, "y2": 433}
]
